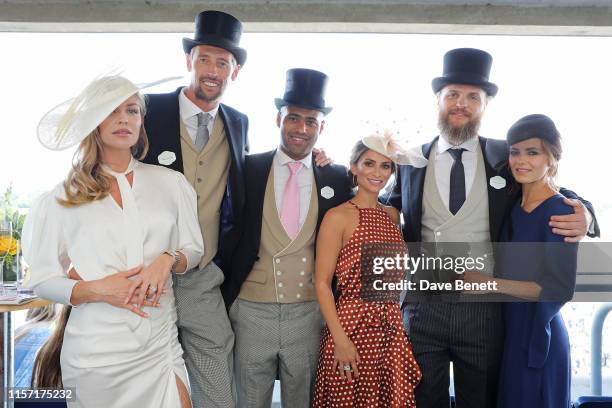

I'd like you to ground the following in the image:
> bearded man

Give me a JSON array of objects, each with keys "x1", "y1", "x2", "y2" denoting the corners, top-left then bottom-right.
[{"x1": 386, "y1": 48, "x2": 599, "y2": 408}]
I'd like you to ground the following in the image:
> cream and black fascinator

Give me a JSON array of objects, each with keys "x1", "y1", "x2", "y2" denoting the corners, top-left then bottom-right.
[
  {"x1": 37, "y1": 75, "x2": 179, "y2": 151},
  {"x1": 362, "y1": 129, "x2": 428, "y2": 168}
]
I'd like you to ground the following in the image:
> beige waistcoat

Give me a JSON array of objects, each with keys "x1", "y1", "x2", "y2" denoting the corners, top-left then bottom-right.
[
  {"x1": 239, "y1": 168, "x2": 319, "y2": 303},
  {"x1": 421, "y1": 141, "x2": 495, "y2": 275},
  {"x1": 180, "y1": 116, "x2": 230, "y2": 268}
]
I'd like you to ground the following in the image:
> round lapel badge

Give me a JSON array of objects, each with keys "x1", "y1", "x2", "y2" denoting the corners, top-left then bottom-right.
[
  {"x1": 489, "y1": 175, "x2": 506, "y2": 190},
  {"x1": 158, "y1": 151, "x2": 177, "y2": 166},
  {"x1": 320, "y1": 186, "x2": 335, "y2": 199}
]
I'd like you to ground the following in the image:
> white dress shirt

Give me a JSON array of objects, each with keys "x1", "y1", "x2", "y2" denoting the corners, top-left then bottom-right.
[
  {"x1": 273, "y1": 149, "x2": 313, "y2": 231},
  {"x1": 434, "y1": 136, "x2": 479, "y2": 209},
  {"x1": 178, "y1": 87, "x2": 219, "y2": 143}
]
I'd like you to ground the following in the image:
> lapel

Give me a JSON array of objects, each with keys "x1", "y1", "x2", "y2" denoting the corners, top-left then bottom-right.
[
  {"x1": 249, "y1": 149, "x2": 276, "y2": 218},
  {"x1": 478, "y1": 137, "x2": 517, "y2": 241},
  {"x1": 219, "y1": 104, "x2": 242, "y2": 167},
  {"x1": 313, "y1": 158, "x2": 338, "y2": 231},
  {"x1": 146, "y1": 87, "x2": 185, "y2": 173},
  {"x1": 263, "y1": 166, "x2": 293, "y2": 247},
  {"x1": 219, "y1": 104, "x2": 246, "y2": 199},
  {"x1": 404, "y1": 137, "x2": 437, "y2": 241}
]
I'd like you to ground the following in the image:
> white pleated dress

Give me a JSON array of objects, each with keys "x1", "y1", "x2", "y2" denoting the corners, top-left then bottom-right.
[{"x1": 23, "y1": 158, "x2": 204, "y2": 408}]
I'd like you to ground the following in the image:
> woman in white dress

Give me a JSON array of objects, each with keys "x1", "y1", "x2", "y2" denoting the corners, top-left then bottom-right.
[{"x1": 23, "y1": 75, "x2": 203, "y2": 408}]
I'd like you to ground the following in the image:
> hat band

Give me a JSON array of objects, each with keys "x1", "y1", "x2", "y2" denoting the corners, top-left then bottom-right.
[
  {"x1": 282, "y1": 94, "x2": 326, "y2": 110},
  {"x1": 441, "y1": 71, "x2": 491, "y2": 84},
  {"x1": 191, "y1": 34, "x2": 241, "y2": 49}
]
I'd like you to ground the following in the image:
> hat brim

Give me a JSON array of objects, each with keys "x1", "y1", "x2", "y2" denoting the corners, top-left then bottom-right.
[
  {"x1": 182, "y1": 37, "x2": 247, "y2": 66},
  {"x1": 274, "y1": 98, "x2": 332, "y2": 116},
  {"x1": 432, "y1": 76, "x2": 498, "y2": 97},
  {"x1": 38, "y1": 76, "x2": 180, "y2": 151}
]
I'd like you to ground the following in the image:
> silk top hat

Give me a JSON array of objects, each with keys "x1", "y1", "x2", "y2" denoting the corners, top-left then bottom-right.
[
  {"x1": 432, "y1": 48, "x2": 498, "y2": 97},
  {"x1": 507, "y1": 114, "x2": 560, "y2": 147},
  {"x1": 38, "y1": 75, "x2": 179, "y2": 151},
  {"x1": 182, "y1": 10, "x2": 247, "y2": 66},
  {"x1": 274, "y1": 68, "x2": 333, "y2": 115}
]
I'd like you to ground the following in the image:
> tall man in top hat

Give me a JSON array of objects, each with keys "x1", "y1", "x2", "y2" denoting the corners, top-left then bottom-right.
[
  {"x1": 222, "y1": 68, "x2": 352, "y2": 408},
  {"x1": 387, "y1": 48, "x2": 599, "y2": 407},
  {"x1": 143, "y1": 10, "x2": 248, "y2": 408}
]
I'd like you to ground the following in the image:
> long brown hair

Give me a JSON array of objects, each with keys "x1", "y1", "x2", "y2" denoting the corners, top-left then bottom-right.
[
  {"x1": 31, "y1": 305, "x2": 71, "y2": 388},
  {"x1": 59, "y1": 92, "x2": 149, "y2": 207},
  {"x1": 15, "y1": 304, "x2": 59, "y2": 342}
]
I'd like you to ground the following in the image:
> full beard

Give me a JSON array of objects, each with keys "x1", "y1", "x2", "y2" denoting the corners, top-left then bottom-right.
[{"x1": 438, "y1": 112, "x2": 481, "y2": 145}]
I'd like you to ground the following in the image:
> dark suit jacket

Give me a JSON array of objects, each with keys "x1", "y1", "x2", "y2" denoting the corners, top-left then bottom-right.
[
  {"x1": 221, "y1": 149, "x2": 353, "y2": 308},
  {"x1": 143, "y1": 88, "x2": 249, "y2": 275},
  {"x1": 385, "y1": 136, "x2": 600, "y2": 243}
]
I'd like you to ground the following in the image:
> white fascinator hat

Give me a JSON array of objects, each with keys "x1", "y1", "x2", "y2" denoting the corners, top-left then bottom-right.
[
  {"x1": 361, "y1": 129, "x2": 428, "y2": 168},
  {"x1": 37, "y1": 75, "x2": 180, "y2": 151}
]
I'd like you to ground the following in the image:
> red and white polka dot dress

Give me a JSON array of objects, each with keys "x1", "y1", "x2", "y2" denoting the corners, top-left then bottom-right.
[{"x1": 312, "y1": 202, "x2": 421, "y2": 407}]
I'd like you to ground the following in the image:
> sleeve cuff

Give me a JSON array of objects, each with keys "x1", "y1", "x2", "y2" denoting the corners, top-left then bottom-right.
[
  {"x1": 587, "y1": 213, "x2": 595, "y2": 235},
  {"x1": 176, "y1": 249, "x2": 200, "y2": 274},
  {"x1": 33, "y1": 276, "x2": 79, "y2": 306}
]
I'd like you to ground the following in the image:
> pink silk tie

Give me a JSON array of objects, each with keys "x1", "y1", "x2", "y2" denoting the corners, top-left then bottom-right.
[{"x1": 280, "y1": 161, "x2": 303, "y2": 239}]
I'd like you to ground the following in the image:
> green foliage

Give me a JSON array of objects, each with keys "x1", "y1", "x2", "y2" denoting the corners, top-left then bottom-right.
[{"x1": 1, "y1": 183, "x2": 24, "y2": 281}]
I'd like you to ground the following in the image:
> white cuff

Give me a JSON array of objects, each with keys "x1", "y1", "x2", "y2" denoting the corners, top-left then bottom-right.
[{"x1": 33, "y1": 276, "x2": 79, "y2": 306}]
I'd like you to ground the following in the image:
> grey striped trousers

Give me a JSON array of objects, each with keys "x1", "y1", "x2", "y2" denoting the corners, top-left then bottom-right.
[{"x1": 404, "y1": 302, "x2": 504, "y2": 408}]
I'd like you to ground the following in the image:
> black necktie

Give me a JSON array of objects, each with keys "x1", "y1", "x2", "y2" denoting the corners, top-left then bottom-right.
[{"x1": 448, "y1": 148, "x2": 466, "y2": 215}]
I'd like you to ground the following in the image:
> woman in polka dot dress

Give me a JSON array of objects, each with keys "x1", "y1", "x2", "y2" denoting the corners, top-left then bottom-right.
[{"x1": 313, "y1": 133, "x2": 421, "y2": 407}]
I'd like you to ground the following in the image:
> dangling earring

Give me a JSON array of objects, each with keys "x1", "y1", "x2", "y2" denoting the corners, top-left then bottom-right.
[{"x1": 352, "y1": 174, "x2": 357, "y2": 187}]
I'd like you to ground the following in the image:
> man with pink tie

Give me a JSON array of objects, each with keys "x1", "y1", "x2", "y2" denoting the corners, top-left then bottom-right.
[{"x1": 221, "y1": 68, "x2": 353, "y2": 407}]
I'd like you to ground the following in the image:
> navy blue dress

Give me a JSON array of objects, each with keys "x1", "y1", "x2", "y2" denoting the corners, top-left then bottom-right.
[{"x1": 497, "y1": 194, "x2": 578, "y2": 408}]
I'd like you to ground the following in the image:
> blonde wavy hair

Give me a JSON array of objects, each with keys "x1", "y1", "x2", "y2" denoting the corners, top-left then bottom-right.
[
  {"x1": 58, "y1": 92, "x2": 149, "y2": 207},
  {"x1": 541, "y1": 138, "x2": 562, "y2": 192}
]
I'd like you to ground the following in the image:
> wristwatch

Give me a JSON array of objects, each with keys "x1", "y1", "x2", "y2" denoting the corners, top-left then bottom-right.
[{"x1": 164, "y1": 250, "x2": 180, "y2": 272}]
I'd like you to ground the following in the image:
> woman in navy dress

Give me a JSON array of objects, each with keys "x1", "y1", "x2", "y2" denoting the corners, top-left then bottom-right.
[{"x1": 465, "y1": 114, "x2": 578, "y2": 407}]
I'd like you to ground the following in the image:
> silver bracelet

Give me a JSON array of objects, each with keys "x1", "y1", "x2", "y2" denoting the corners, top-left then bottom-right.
[{"x1": 164, "y1": 250, "x2": 180, "y2": 272}]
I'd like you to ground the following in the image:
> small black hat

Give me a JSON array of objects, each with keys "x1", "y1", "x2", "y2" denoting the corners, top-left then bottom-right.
[
  {"x1": 432, "y1": 48, "x2": 498, "y2": 97},
  {"x1": 274, "y1": 68, "x2": 333, "y2": 115},
  {"x1": 182, "y1": 10, "x2": 247, "y2": 66},
  {"x1": 507, "y1": 114, "x2": 560, "y2": 146}
]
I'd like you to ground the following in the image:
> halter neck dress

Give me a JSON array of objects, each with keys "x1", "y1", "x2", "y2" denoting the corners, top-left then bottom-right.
[{"x1": 313, "y1": 201, "x2": 421, "y2": 407}]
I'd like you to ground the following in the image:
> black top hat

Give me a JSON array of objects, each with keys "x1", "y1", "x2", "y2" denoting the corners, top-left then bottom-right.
[
  {"x1": 274, "y1": 68, "x2": 333, "y2": 115},
  {"x1": 182, "y1": 10, "x2": 247, "y2": 66},
  {"x1": 432, "y1": 48, "x2": 498, "y2": 97},
  {"x1": 507, "y1": 114, "x2": 560, "y2": 147}
]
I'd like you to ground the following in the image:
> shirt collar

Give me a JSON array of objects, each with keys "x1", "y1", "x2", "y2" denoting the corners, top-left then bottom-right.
[
  {"x1": 178, "y1": 87, "x2": 219, "y2": 122},
  {"x1": 437, "y1": 135, "x2": 479, "y2": 155},
  {"x1": 276, "y1": 148, "x2": 313, "y2": 169},
  {"x1": 101, "y1": 156, "x2": 139, "y2": 177}
]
